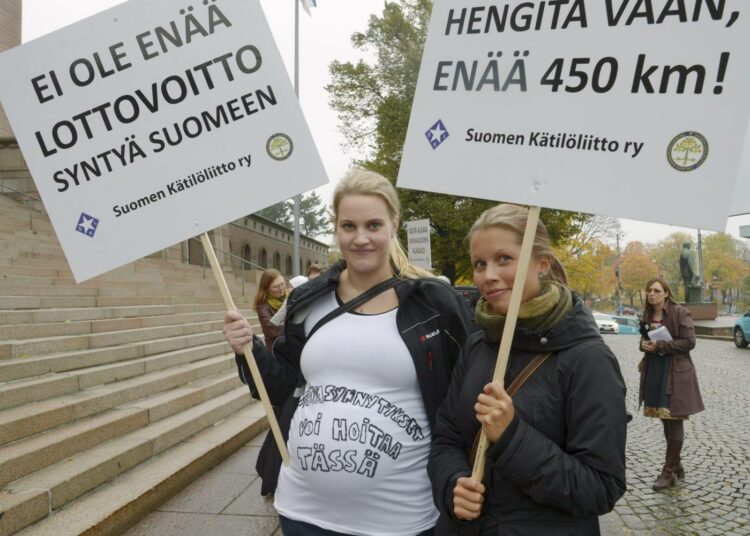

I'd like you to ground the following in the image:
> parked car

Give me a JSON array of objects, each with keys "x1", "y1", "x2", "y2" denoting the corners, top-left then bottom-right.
[
  {"x1": 593, "y1": 313, "x2": 619, "y2": 334},
  {"x1": 733, "y1": 309, "x2": 750, "y2": 348},
  {"x1": 612, "y1": 315, "x2": 640, "y2": 335}
]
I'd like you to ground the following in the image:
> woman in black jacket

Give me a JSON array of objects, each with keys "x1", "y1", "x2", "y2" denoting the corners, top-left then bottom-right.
[
  {"x1": 428, "y1": 204, "x2": 627, "y2": 536},
  {"x1": 224, "y1": 169, "x2": 472, "y2": 536}
]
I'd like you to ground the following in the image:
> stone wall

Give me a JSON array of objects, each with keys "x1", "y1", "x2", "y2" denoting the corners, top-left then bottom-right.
[{"x1": 0, "y1": 0, "x2": 21, "y2": 139}]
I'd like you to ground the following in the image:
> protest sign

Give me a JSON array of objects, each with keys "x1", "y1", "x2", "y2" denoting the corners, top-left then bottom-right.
[
  {"x1": 406, "y1": 218, "x2": 432, "y2": 270},
  {"x1": 0, "y1": 0, "x2": 327, "y2": 282},
  {"x1": 398, "y1": 0, "x2": 750, "y2": 231}
]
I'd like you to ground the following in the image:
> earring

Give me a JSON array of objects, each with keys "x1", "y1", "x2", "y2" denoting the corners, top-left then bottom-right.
[{"x1": 539, "y1": 272, "x2": 546, "y2": 279}]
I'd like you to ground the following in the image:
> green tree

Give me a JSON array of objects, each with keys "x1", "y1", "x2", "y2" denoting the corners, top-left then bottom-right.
[
  {"x1": 299, "y1": 191, "x2": 332, "y2": 238},
  {"x1": 327, "y1": 0, "x2": 589, "y2": 279},
  {"x1": 253, "y1": 193, "x2": 331, "y2": 238},
  {"x1": 647, "y1": 232, "x2": 693, "y2": 291},
  {"x1": 254, "y1": 201, "x2": 292, "y2": 227}
]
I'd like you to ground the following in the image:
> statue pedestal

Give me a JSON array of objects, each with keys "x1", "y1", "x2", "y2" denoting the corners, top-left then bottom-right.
[
  {"x1": 682, "y1": 302, "x2": 717, "y2": 321},
  {"x1": 685, "y1": 285, "x2": 702, "y2": 304}
]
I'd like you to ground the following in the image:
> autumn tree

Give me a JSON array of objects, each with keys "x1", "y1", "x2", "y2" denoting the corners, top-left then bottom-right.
[
  {"x1": 557, "y1": 239, "x2": 615, "y2": 303},
  {"x1": 327, "y1": 0, "x2": 588, "y2": 279},
  {"x1": 703, "y1": 233, "x2": 750, "y2": 310},
  {"x1": 620, "y1": 241, "x2": 659, "y2": 308}
]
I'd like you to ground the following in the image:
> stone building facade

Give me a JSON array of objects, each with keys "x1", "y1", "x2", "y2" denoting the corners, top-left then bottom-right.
[{"x1": 0, "y1": 0, "x2": 20, "y2": 139}]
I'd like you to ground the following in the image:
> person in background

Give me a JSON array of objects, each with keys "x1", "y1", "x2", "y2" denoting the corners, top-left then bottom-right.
[
  {"x1": 429, "y1": 203, "x2": 627, "y2": 535},
  {"x1": 223, "y1": 169, "x2": 473, "y2": 535},
  {"x1": 307, "y1": 263, "x2": 324, "y2": 279},
  {"x1": 271, "y1": 275, "x2": 309, "y2": 328},
  {"x1": 253, "y1": 268, "x2": 286, "y2": 352},
  {"x1": 638, "y1": 276, "x2": 704, "y2": 490}
]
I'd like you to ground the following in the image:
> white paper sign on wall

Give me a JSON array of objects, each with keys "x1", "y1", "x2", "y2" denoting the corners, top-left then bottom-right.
[{"x1": 406, "y1": 218, "x2": 432, "y2": 271}]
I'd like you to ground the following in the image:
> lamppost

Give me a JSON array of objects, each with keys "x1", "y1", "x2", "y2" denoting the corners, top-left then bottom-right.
[{"x1": 615, "y1": 231, "x2": 624, "y2": 315}]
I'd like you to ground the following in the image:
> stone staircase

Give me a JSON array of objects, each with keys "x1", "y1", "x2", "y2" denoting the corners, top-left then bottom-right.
[{"x1": 0, "y1": 193, "x2": 268, "y2": 535}]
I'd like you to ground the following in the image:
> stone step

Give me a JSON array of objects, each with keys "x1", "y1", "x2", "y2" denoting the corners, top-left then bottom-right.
[
  {"x1": 0, "y1": 303, "x2": 228, "y2": 326},
  {"x1": 2, "y1": 392, "x2": 264, "y2": 535},
  {"x1": 0, "y1": 308, "x2": 246, "y2": 341},
  {"x1": 8, "y1": 257, "x2": 74, "y2": 270},
  {"x1": 0, "y1": 339, "x2": 240, "y2": 410},
  {"x1": 0, "y1": 294, "x2": 230, "y2": 310},
  {"x1": 0, "y1": 320, "x2": 255, "y2": 383},
  {"x1": 95, "y1": 295, "x2": 224, "y2": 307},
  {"x1": 0, "y1": 296, "x2": 97, "y2": 310},
  {"x1": 0, "y1": 354, "x2": 235, "y2": 446},
  {"x1": 0, "y1": 265, "x2": 61, "y2": 278},
  {"x1": 1, "y1": 319, "x2": 226, "y2": 360},
  {"x1": 0, "y1": 284, "x2": 100, "y2": 297},
  {"x1": 0, "y1": 371, "x2": 241, "y2": 488}
]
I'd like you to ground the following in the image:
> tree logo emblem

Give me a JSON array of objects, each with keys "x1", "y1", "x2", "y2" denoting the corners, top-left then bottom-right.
[
  {"x1": 667, "y1": 132, "x2": 708, "y2": 172},
  {"x1": 266, "y1": 133, "x2": 294, "y2": 161}
]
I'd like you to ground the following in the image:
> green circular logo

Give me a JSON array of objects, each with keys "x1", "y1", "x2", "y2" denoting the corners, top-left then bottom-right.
[
  {"x1": 266, "y1": 133, "x2": 293, "y2": 161},
  {"x1": 667, "y1": 131, "x2": 708, "y2": 172}
]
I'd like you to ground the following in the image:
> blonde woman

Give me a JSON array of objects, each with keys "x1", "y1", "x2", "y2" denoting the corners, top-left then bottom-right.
[
  {"x1": 429, "y1": 204, "x2": 627, "y2": 535},
  {"x1": 224, "y1": 169, "x2": 472, "y2": 535}
]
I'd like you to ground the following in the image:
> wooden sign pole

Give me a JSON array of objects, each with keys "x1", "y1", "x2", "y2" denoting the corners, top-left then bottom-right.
[
  {"x1": 471, "y1": 206, "x2": 541, "y2": 482},
  {"x1": 200, "y1": 233, "x2": 290, "y2": 465}
]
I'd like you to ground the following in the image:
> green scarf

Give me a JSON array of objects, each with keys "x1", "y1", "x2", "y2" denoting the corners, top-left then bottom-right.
[
  {"x1": 266, "y1": 292, "x2": 287, "y2": 312},
  {"x1": 474, "y1": 282, "x2": 573, "y2": 344}
]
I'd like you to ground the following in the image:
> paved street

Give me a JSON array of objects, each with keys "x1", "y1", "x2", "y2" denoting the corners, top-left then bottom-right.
[
  {"x1": 604, "y1": 334, "x2": 750, "y2": 536},
  {"x1": 128, "y1": 336, "x2": 750, "y2": 536}
]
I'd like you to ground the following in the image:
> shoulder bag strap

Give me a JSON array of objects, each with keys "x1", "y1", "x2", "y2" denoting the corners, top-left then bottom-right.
[
  {"x1": 468, "y1": 352, "x2": 553, "y2": 463},
  {"x1": 506, "y1": 352, "x2": 553, "y2": 397},
  {"x1": 306, "y1": 276, "x2": 402, "y2": 341}
]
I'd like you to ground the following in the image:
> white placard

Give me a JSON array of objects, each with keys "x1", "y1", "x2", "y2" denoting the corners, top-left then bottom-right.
[
  {"x1": 406, "y1": 218, "x2": 432, "y2": 270},
  {"x1": 398, "y1": 1, "x2": 750, "y2": 231},
  {"x1": 0, "y1": 0, "x2": 327, "y2": 282},
  {"x1": 731, "y1": 128, "x2": 749, "y2": 216}
]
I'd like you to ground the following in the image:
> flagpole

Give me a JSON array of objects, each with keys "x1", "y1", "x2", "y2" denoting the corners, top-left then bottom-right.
[{"x1": 292, "y1": 0, "x2": 302, "y2": 276}]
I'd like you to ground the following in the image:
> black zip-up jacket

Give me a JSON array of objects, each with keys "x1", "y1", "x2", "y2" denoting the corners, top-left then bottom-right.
[
  {"x1": 429, "y1": 297, "x2": 627, "y2": 536},
  {"x1": 235, "y1": 261, "x2": 474, "y2": 431}
]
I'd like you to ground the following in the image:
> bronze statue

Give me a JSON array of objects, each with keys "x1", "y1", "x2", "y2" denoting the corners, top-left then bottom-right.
[{"x1": 679, "y1": 242, "x2": 699, "y2": 301}]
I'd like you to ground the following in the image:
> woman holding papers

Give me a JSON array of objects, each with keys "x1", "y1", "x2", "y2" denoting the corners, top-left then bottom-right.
[
  {"x1": 428, "y1": 204, "x2": 627, "y2": 536},
  {"x1": 253, "y1": 268, "x2": 287, "y2": 352},
  {"x1": 223, "y1": 169, "x2": 472, "y2": 535},
  {"x1": 638, "y1": 276, "x2": 704, "y2": 491}
]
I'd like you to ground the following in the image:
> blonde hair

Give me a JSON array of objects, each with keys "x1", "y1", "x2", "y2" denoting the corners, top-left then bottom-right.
[
  {"x1": 253, "y1": 269, "x2": 283, "y2": 310},
  {"x1": 333, "y1": 169, "x2": 432, "y2": 279},
  {"x1": 468, "y1": 204, "x2": 568, "y2": 285}
]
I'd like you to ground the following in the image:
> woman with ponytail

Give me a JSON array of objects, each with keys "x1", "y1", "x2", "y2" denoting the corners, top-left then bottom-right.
[
  {"x1": 223, "y1": 169, "x2": 472, "y2": 535},
  {"x1": 428, "y1": 204, "x2": 627, "y2": 535}
]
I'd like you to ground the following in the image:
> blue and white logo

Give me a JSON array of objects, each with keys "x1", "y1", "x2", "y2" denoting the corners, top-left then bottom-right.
[
  {"x1": 75, "y1": 213, "x2": 99, "y2": 238},
  {"x1": 425, "y1": 119, "x2": 449, "y2": 150}
]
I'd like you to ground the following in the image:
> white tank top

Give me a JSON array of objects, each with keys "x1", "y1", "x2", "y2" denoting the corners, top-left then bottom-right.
[{"x1": 274, "y1": 291, "x2": 437, "y2": 535}]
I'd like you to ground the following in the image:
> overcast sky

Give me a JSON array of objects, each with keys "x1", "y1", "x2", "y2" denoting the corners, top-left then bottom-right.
[{"x1": 20, "y1": 0, "x2": 750, "y2": 247}]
